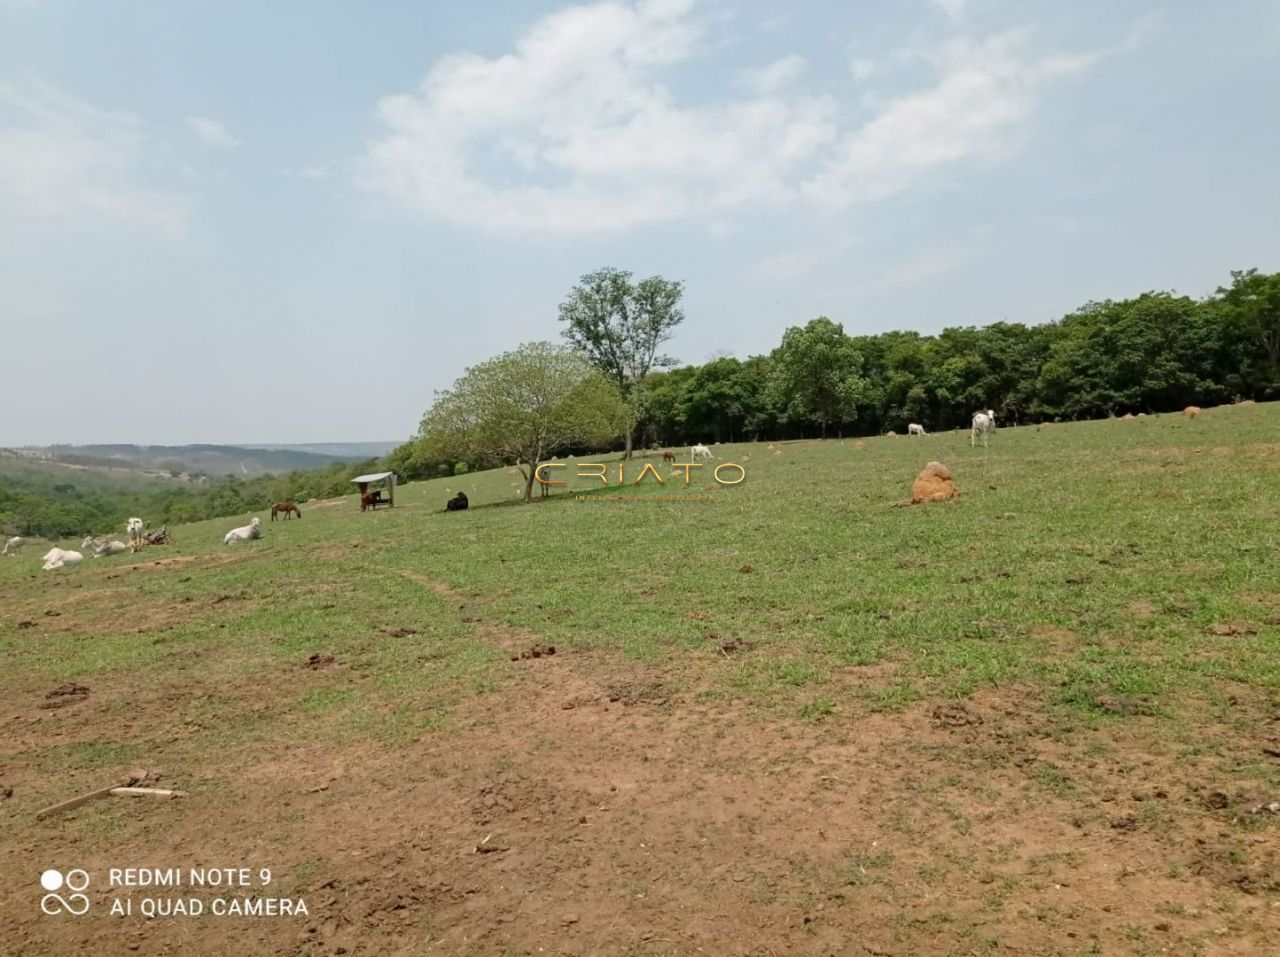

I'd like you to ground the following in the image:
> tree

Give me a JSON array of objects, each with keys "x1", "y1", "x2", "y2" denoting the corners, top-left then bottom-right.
[
  {"x1": 681, "y1": 357, "x2": 758, "y2": 444},
  {"x1": 416, "y1": 342, "x2": 628, "y2": 502},
  {"x1": 558, "y1": 267, "x2": 685, "y2": 458},
  {"x1": 1036, "y1": 294, "x2": 1225, "y2": 418},
  {"x1": 1216, "y1": 269, "x2": 1280, "y2": 394},
  {"x1": 636, "y1": 366, "x2": 697, "y2": 447},
  {"x1": 767, "y1": 318, "x2": 866, "y2": 437}
]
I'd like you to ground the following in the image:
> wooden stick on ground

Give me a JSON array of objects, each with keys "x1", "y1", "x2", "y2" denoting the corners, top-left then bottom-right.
[
  {"x1": 36, "y1": 785, "x2": 186, "y2": 819},
  {"x1": 110, "y1": 787, "x2": 185, "y2": 799},
  {"x1": 35, "y1": 786, "x2": 118, "y2": 820}
]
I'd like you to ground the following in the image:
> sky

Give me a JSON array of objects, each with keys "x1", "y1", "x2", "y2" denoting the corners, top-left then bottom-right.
[{"x1": 1, "y1": 0, "x2": 1277, "y2": 446}]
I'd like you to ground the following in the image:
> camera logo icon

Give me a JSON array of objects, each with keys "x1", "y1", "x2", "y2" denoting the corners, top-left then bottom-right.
[{"x1": 40, "y1": 869, "x2": 91, "y2": 916}]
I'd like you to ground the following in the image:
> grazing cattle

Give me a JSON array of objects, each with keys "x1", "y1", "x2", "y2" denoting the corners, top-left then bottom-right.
[
  {"x1": 661, "y1": 451, "x2": 675, "y2": 463},
  {"x1": 143, "y1": 527, "x2": 169, "y2": 546},
  {"x1": 271, "y1": 501, "x2": 302, "y2": 521},
  {"x1": 223, "y1": 517, "x2": 262, "y2": 545},
  {"x1": 3, "y1": 536, "x2": 32, "y2": 556},
  {"x1": 126, "y1": 517, "x2": 145, "y2": 551},
  {"x1": 691, "y1": 443, "x2": 714, "y2": 461},
  {"x1": 908, "y1": 423, "x2": 927, "y2": 436},
  {"x1": 445, "y1": 491, "x2": 469, "y2": 512},
  {"x1": 971, "y1": 410, "x2": 996, "y2": 447},
  {"x1": 81, "y1": 536, "x2": 128, "y2": 558},
  {"x1": 42, "y1": 548, "x2": 84, "y2": 571},
  {"x1": 1183, "y1": 406, "x2": 1202, "y2": 418}
]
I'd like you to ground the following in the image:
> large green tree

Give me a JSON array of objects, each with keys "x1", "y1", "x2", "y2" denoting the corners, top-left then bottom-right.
[
  {"x1": 680, "y1": 357, "x2": 759, "y2": 444},
  {"x1": 768, "y1": 317, "x2": 866, "y2": 437},
  {"x1": 558, "y1": 267, "x2": 685, "y2": 459},
  {"x1": 1216, "y1": 268, "x2": 1280, "y2": 393},
  {"x1": 416, "y1": 342, "x2": 628, "y2": 502}
]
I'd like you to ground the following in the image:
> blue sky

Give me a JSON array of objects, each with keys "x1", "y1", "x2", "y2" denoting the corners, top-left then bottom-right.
[{"x1": 2, "y1": 0, "x2": 1277, "y2": 445}]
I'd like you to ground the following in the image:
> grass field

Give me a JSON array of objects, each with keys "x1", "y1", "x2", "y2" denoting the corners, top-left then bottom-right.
[{"x1": 2, "y1": 404, "x2": 1278, "y2": 955}]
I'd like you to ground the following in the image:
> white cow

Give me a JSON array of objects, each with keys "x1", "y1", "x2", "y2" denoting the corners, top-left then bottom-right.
[
  {"x1": 691, "y1": 443, "x2": 714, "y2": 461},
  {"x1": 971, "y1": 410, "x2": 996, "y2": 447},
  {"x1": 3, "y1": 536, "x2": 33, "y2": 556},
  {"x1": 224, "y1": 516, "x2": 262, "y2": 545},
  {"x1": 82, "y1": 536, "x2": 128, "y2": 557},
  {"x1": 42, "y1": 548, "x2": 84, "y2": 571},
  {"x1": 908, "y1": 423, "x2": 927, "y2": 436},
  {"x1": 126, "y1": 517, "x2": 145, "y2": 551}
]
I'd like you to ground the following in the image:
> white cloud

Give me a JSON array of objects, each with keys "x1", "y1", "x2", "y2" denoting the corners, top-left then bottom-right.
[
  {"x1": 873, "y1": 242, "x2": 976, "y2": 289},
  {"x1": 835, "y1": 231, "x2": 989, "y2": 298},
  {"x1": 277, "y1": 163, "x2": 334, "y2": 181},
  {"x1": 803, "y1": 30, "x2": 1101, "y2": 207},
  {"x1": 752, "y1": 249, "x2": 820, "y2": 283},
  {"x1": 930, "y1": 0, "x2": 966, "y2": 21},
  {"x1": 850, "y1": 57, "x2": 876, "y2": 80},
  {"x1": 363, "y1": 1, "x2": 1109, "y2": 236},
  {"x1": 0, "y1": 80, "x2": 186, "y2": 236},
  {"x1": 186, "y1": 115, "x2": 240, "y2": 147},
  {"x1": 751, "y1": 235, "x2": 858, "y2": 283},
  {"x1": 741, "y1": 55, "x2": 807, "y2": 94},
  {"x1": 362, "y1": 0, "x2": 834, "y2": 234}
]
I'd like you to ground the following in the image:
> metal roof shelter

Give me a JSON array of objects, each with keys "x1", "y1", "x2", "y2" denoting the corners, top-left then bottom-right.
[{"x1": 352, "y1": 471, "x2": 396, "y2": 509}]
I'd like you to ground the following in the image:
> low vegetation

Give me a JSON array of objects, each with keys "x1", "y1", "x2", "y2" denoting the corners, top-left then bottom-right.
[{"x1": 0, "y1": 457, "x2": 382, "y2": 538}]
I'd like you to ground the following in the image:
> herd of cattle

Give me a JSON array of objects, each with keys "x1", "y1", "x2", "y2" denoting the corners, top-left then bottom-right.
[
  {"x1": 3, "y1": 517, "x2": 171, "y2": 570},
  {"x1": 897, "y1": 412, "x2": 996, "y2": 446},
  {"x1": 6, "y1": 416, "x2": 1005, "y2": 571}
]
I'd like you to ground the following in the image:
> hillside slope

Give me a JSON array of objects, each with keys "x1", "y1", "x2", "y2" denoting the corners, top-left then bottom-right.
[
  {"x1": 1, "y1": 403, "x2": 1277, "y2": 956},
  {"x1": 1, "y1": 443, "x2": 377, "y2": 479}
]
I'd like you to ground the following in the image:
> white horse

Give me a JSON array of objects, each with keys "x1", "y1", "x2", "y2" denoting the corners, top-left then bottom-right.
[
  {"x1": 908, "y1": 423, "x2": 927, "y2": 436},
  {"x1": 126, "y1": 517, "x2": 145, "y2": 551},
  {"x1": 691, "y1": 443, "x2": 714, "y2": 460},
  {"x1": 971, "y1": 410, "x2": 996, "y2": 447},
  {"x1": 224, "y1": 517, "x2": 262, "y2": 545},
  {"x1": 42, "y1": 548, "x2": 84, "y2": 570},
  {"x1": 3, "y1": 536, "x2": 33, "y2": 556},
  {"x1": 82, "y1": 536, "x2": 128, "y2": 557}
]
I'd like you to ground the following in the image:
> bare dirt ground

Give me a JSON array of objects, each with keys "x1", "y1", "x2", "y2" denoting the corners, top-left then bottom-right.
[{"x1": 4, "y1": 636, "x2": 1278, "y2": 956}]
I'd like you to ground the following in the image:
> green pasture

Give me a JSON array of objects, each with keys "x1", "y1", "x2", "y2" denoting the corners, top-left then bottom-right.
[{"x1": 1, "y1": 404, "x2": 1278, "y2": 773}]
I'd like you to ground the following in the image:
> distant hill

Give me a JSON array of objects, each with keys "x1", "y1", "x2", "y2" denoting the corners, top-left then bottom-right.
[
  {"x1": 238, "y1": 441, "x2": 400, "y2": 459},
  {"x1": 0, "y1": 442, "x2": 389, "y2": 481}
]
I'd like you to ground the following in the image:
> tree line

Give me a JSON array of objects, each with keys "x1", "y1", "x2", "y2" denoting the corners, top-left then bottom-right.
[
  {"x1": 8, "y1": 265, "x2": 1273, "y2": 528},
  {"x1": 390, "y1": 266, "x2": 1278, "y2": 480}
]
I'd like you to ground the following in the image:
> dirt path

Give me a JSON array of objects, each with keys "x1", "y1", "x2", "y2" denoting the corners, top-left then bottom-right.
[{"x1": 4, "y1": 637, "x2": 1277, "y2": 956}]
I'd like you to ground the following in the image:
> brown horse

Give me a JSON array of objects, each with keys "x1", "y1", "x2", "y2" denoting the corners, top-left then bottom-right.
[
  {"x1": 271, "y1": 501, "x2": 301, "y2": 521},
  {"x1": 661, "y1": 451, "x2": 675, "y2": 463}
]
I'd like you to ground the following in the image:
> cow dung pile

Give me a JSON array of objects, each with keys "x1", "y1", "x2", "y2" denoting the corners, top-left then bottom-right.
[{"x1": 911, "y1": 461, "x2": 957, "y2": 504}]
